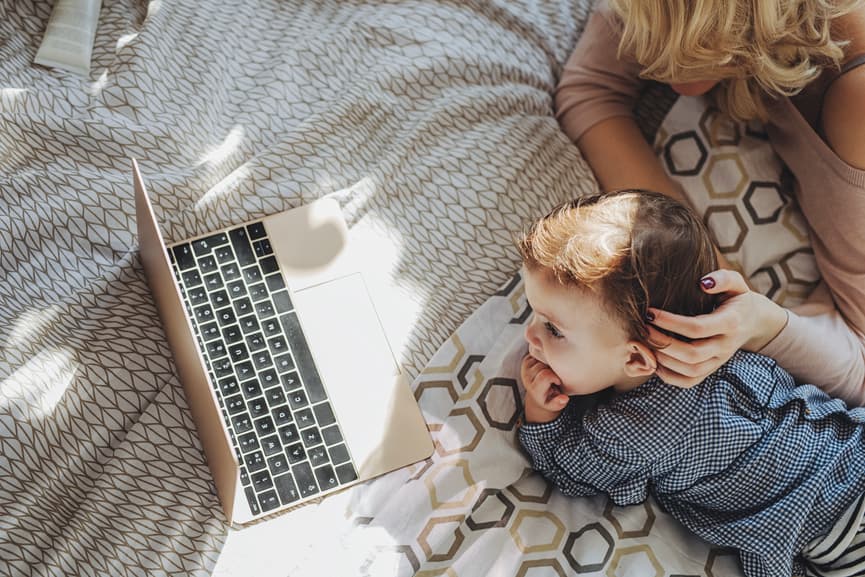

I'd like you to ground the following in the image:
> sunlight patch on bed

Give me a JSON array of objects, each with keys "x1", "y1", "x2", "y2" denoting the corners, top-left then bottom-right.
[
  {"x1": 7, "y1": 305, "x2": 62, "y2": 347},
  {"x1": 0, "y1": 348, "x2": 78, "y2": 416},
  {"x1": 197, "y1": 125, "x2": 244, "y2": 167},
  {"x1": 89, "y1": 70, "x2": 109, "y2": 96},
  {"x1": 0, "y1": 87, "x2": 27, "y2": 110},
  {"x1": 195, "y1": 163, "x2": 250, "y2": 211}
]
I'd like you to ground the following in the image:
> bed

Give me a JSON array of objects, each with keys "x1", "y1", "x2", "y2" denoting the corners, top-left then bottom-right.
[{"x1": 0, "y1": 1, "x2": 816, "y2": 576}]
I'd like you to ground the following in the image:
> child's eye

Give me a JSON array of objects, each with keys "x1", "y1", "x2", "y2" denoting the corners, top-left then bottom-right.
[{"x1": 544, "y1": 321, "x2": 563, "y2": 339}]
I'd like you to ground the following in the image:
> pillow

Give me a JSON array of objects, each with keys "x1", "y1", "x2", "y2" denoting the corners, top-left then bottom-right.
[{"x1": 653, "y1": 95, "x2": 820, "y2": 307}]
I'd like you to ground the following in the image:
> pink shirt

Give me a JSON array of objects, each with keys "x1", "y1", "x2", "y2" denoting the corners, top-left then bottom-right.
[{"x1": 556, "y1": 6, "x2": 865, "y2": 404}]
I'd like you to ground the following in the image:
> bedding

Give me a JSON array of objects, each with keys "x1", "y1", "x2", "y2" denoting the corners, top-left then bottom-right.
[{"x1": 0, "y1": 1, "x2": 813, "y2": 576}]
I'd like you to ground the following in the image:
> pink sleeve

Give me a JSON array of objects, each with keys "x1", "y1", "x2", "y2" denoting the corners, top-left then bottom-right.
[
  {"x1": 759, "y1": 284, "x2": 865, "y2": 406},
  {"x1": 554, "y1": 5, "x2": 646, "y2": 143}
]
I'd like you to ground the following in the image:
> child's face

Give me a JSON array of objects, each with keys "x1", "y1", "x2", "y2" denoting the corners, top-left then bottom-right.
[{"x1": 522, "y1": 266, "x2": 636, "y2": 396}]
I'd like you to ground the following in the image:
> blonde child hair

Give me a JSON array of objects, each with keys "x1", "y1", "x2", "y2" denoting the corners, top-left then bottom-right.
[
  {"x1": 517, "y1": 190, "x2": 718, "y2": 347},
  {"x1": 608, "y1": 0, "x2": 859, "y2": 120}
]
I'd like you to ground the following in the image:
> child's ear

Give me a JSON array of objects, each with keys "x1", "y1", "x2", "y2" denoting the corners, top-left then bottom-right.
[{"x1": 624, "y1": 340, "x2": 656, "y2": 378}]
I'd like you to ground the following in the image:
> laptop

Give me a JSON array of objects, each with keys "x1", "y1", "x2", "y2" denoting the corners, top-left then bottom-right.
[{"x1": 133, "y1": 159, "x2": 433, "y2": 524}]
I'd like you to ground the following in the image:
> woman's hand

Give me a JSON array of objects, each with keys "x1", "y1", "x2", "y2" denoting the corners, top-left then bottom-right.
[
  {"x1": 646, "y1": 269, "x2": 789, "y2": 388},
  {"x1": 521, "y1": 354, "x2": 569, "y2": 423}
]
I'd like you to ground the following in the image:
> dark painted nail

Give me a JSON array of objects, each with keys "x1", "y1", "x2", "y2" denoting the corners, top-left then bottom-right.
[
  {"x1": 700, "y1": 277, "x2": 716, "y2": 289},
  {"x1": 645, "y1": 311, "x2": 655, "y2": 322}
]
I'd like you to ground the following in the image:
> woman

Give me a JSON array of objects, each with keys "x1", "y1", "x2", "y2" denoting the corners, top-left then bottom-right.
[{"x1": 556, "y1": 0, "x2": 865, "y2": 403}]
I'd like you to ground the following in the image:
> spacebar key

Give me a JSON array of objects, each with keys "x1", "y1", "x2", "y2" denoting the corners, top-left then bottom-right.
[{"x1": 280, "y1": 312, "x2": 327, "y2": 403}]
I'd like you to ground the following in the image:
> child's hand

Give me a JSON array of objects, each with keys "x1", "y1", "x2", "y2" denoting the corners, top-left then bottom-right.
[{"x1": 521, "y1": 354, "x2": 569, "y2": 424}]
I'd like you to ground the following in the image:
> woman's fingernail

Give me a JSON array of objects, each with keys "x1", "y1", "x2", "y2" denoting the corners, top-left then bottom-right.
[
  {"x1": 645, "y1": 310, "x2": 655, "y2": 322},
  {"x1": 700, "y1": 277, "x2": 716, "y2": 289}
]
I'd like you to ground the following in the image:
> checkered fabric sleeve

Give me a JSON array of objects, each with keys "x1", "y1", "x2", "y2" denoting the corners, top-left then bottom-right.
[{"x1": 518, "y1": 400, "x2": 650, "y2": 502}]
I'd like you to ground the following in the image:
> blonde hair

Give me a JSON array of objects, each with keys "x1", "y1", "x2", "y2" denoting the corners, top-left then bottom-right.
[
  {"x1": 517, "y1": 190, "x2": 718, "y2": 346},
  {"x1": 608, "y1": 0, "x2": 858, "y2": 120}
]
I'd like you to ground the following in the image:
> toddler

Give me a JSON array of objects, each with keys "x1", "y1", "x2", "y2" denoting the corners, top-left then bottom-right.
[{"x1": 518, "y1": 190, "x2": 865, "y2": 577}]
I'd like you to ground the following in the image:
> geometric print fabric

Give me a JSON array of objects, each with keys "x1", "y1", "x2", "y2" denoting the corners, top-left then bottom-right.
[{"x1": 0, "y1": 1, "x2": 797, "y2": 576}]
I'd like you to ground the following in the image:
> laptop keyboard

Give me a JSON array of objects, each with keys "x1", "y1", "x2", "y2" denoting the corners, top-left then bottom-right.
[{"x1": 168, "y1": 221, "x2": 358, "y2": 517}]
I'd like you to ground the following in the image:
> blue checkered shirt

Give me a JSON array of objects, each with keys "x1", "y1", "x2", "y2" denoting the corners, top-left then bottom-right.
[{"x1": 519, "y1": 351, "x2": 865, "y2": 577}]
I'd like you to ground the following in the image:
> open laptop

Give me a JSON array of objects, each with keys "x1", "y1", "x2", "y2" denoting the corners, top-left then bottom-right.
[{"x1": 133, "y1": 159, "x2": 433, "y2": 524}]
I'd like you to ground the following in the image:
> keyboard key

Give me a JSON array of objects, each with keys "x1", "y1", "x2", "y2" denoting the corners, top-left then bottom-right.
[
  {"x1": 278, "y1": 424, "x2": 299, "y2": 445},
  {"x1": 268, "y1": 335, "x2": 288, "y2": 354},
  {"x1": 188, "y1": 286, "x2": 208, "y2": 306},
  {"x1": 260, "y1": 434, "x2": 282, "y2": 456},
  {"x1": 227, "y1": 279, "x2": 246, "y2": 297},
  {"x1": 216, "y1": 308, "x2": 236, "y2": 327},
  {"x1": 294, "y1": 408, "x2": 315, "y2": 429},
  {"x1": 194, "y1": 304, "x2": 214, "y2": 323},
  {"x1": 239, "y1": 315, "x2": 260, "y2": 334},
  {"x1": 228, "y1": 342, "x2": 249, "y2": 363},
  {"x1": 253, "y1": 350, "x2": 272, "y2": 371},
  {"x1": 335, "y1": 463, "x2": 358, "y2": 484},
  {"x1": 255, "y1": 301, "x2": 275, "y2": 318},
  {"x1": 272, "y1": 291, "x2": 293, "y2": 313},
  {"x1": 259, "y1": 369, "x2": 279, "y2": 388},
  {"x1": 274, "y1": 473, "x2": 299, "y2": 504},
  {"x1": 258, "y1": 490, "x2": 280, "y2": 512},
  {"x1": 206, "y1": 340, "x2": 227, "y2": 358},
  {"x1": 255, "y1": 416, "x2": 276, "y2": 436},
  {"x1": 244, "y1": 450, "x2": 267, "y2": 472},
  {"x1": 221, "y1": 262, "x2": 241, "y2": 282},
  {"x1": 266, "y1": 387, "x2": 286, "y2": 407},
  {"x1": 218, "y1": 376, "x2": 240, "y2": 397},
  {"x1": 268, "y1": 453, "x2": 290, "y2": 476},
  {"x1": 321, "y1": 424, "x2": 343, "y2": 446},
  {"x1": 308, "y1": 445, "x2": 329, "y2": 468},
  {"x1": 198, "y1": 255, "x2": 218, "y2": 274},
  {"x1": 248, "y1": 222, "x2": 267, "y2": 240},
  {"x1": 280, "y1": 312, "x2": 327, "y2": 403},
  {"x1": 313, "y1": 403, "x2": 336, "y2": 427},
  {"x1": 302, "y1": 428, "x2": 322, "y2": 448},
  {"x1": 274, "y1": 353, "x2": 295, "y2": 373},
  {"x1": 293, "y1": 462, "x2": 318, "y2": 498},
  {"x1": 204, "y1": 272, "x2": 223, "y2": 290},
  {"x1": 265, "y1": 273, "x2": 286, "y2": 292},
  {"x1": 248, "y1": 397, "x2": 269, "y2": 418},
  {"x1": 233, "y1": 297, "x2": 253, "y2": 317},
  {"x1": 226, "y1": 394, "x2": 246, "y2": 415},
  {"x1": 200, "y1": 322, "x2": 220, "y2": 341},
  {"x1": 232, "y1": 414, "x2": 253, "y2": 434},
  {"x1": 260, "y1": 256, "x2": 280, "y2": 275},
  {"x1": 242, "y1": 380, "x2": 263, "y2": 399},
  {"x1": 240, "y1": 466, "x2": 250, "y2": 486},
  {"x1": 314, "y1": 465, "x2": 339, "y2": 491},
  {"x1": 243, "y1": 265, "x2": 262, "y2": 284},
  {"x1": 215, "y1": 244, "x2": 234, "y2": 264},
  {"x1": 261, "y1": 318, "x2": 281, "y2": 337},
  {"x1": 246, "y1": 332, "x2": 266, "y2": 352},
  {"x1": 281, "y1": 370, "x2": 301, "y2": 391},
  {"x1": 286, "y1": 442, "x2": 306, "y2": 464},
  {"x1": 245, "y1": 487, "x2": 261, "y2": 515},
  {"x1": 238, "y1": 432, "x2": 259, "y2": 453},
  {"x1": 229, "y1": 227, "x2": 256, "y2": 266},
  {"x1": 288, "y1": 390, "x2": 308, "y2": 410},
  {"x1": 222, "y1": 324, "x2": 243, "y2": 344},
  {"x1": 235, "y1": 361, "x2": 255, "y2": 380},
  {"x1": 329, "y1": 443, "x2": 350, "y2": 465},
  {"x1": 210, "y1": 289, "x2": 229, "y2": 308},
  {"x1": 272, "y1": 406, "x2": 292, "y2": 426},
  {"x1": 212, "y1": 358, "x2": 234, "y2": 379},
  {"x1": 253, "y1": 239, "x2": 273, "y2": 258},
  {"x1": 172, "y1": 244, "x2": 196, "y2": 270},
  {"x1": 249, "y1": 282, "x2": 269, "y2": 302},
  {"x1": 252, "y1": 469, "x2": 273, "y2": 491}
]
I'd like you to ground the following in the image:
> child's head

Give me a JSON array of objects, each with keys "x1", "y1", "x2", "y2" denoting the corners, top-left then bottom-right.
[
  {"x1": 517, "y1": 190, "x2": 718, "y2": 395},
  {"x1": 608, "y1": 0, "x2": 856, "y2": 120}
]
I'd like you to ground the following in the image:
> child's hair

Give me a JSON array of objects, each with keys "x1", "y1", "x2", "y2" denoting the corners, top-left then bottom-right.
[
  {"x1": 608, "y1": 0, "x2": 857, "y2": 121},
  {"x1": 517, "y1": 190, "x2": 718, "y2": 347}
]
